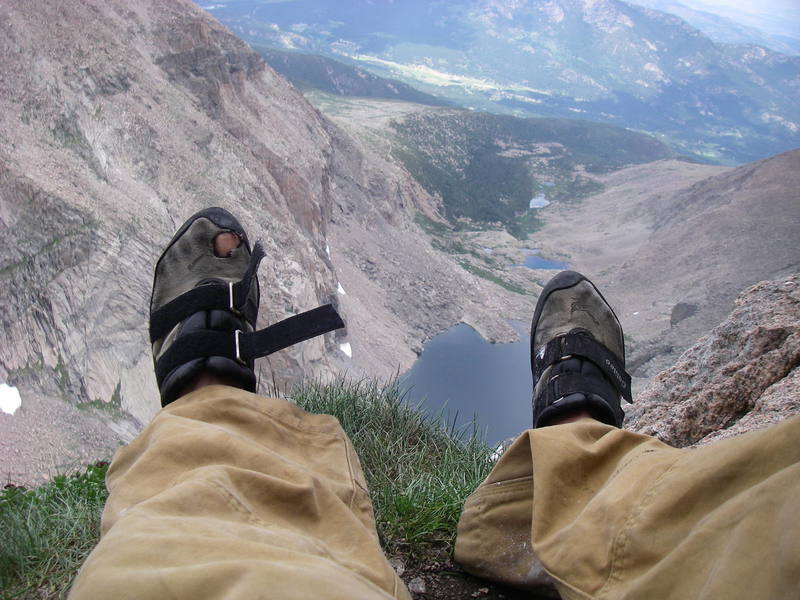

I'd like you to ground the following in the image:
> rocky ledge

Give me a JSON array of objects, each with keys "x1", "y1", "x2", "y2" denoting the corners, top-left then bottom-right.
[{"x1": 627, "y1": 274, "x2": 800, "y2": 447}]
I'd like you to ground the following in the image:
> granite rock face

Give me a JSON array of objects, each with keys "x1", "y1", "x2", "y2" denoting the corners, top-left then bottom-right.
[
  {"x1": 627, "y1": 274, "x2": 800, "y2": 447},
  {"x1": 0, "y1": 0, "x2": 344, "y2": 427}
]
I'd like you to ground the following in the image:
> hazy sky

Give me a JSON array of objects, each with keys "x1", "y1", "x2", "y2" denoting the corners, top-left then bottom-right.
[
  {"x1": 676, "y1": 0, "x2": 800, "y2": 37},
  {"x1": 692, "y1": 0, "x2": 797, "y2": 9}
]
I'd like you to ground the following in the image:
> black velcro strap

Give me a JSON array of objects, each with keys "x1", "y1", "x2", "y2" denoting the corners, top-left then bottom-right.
[
  {"x1": 238, "y1": 305, "x2": 345, "y2": 361},
  {"x1": 543, "y1": 372, "x2": 619, "y2": 409},
  {"x1": 155, "y1": 304, "x2": 344, "y2": 383},
  {"x1": 155, "y1": 329, "x2": 235, "y2": 383},
  {"x1": 534, "y1": 334, "x2": 632, "y2": 403},
  {"x1": 149, "y1": 243, "x2": 265, "y2": 343}
]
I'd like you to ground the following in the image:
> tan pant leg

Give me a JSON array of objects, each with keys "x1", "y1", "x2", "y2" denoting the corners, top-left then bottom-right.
[
  {"x1": 456, "y1": 416, "x2": 800, "y2": 600},
  {"x1": 69, "y1": 385, "x2": 410, "y2": 600}
]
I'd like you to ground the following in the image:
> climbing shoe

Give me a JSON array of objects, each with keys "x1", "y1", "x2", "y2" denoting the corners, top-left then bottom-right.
[
  {"x1": 149, "y1": 207, "x2": 344, "y2": 406},
  {"x1": 530, "y1": 271, "x2": 632, "y2": 428}
]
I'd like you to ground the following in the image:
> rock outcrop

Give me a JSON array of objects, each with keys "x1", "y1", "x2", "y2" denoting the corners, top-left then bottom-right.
[{"x1": 627, "y1": 274, "x2": 800, "y2": 446}]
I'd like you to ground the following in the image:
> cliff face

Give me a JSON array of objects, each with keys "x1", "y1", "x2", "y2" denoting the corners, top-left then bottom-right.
[
  {"x1": 628, "y1": 274, "x2": 800, "y2": 446},
  {"x1": 0, "y1": 0, "x2": 535, "y2": 485},
  {"x1": 614, "y1": 150, "x2": 800, "y2": 376},
  {"x1": 0, "y1": 0, "x2": 340, "y2": 424}
]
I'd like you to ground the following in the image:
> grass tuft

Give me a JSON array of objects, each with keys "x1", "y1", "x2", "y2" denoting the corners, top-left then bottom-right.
[
  {"x1": 290, "y1": 377, "x2": 495, "y2": 558},
  {"x1": 0, "y1": 462, "x2": 109, "y2": 599}
]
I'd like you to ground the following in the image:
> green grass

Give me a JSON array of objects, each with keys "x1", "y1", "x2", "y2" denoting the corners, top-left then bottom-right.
[
  {"x1": 76, "y1": 383, "x2": 126, "y2": 417},
  {"x1": 292, "y1": 378, "x2": 494, "y2": 555},
  {"x1": 0, "y1": 463, "x2": 109, "y2": 599},
  {"x1": 458, "y1": 260, "x2": 529, "y2": 295},
  {"x1": 0, "y1": 379, "x2": 495, "y2": 597}
]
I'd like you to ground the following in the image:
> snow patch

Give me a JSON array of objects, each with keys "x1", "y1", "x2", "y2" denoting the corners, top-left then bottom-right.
[
  {"x1": 326, "y1": 244, "x2": 331, "y2": 258},
  {"x1": 0, "y1": 383, "x2": 22, "y2": 415},
  {"x1": 761, "y1": 112, "x2": 799, "y2": 133},
  {"x1": 490, "y1": 443, "x2": 505, "y2": 462},
  {"x1": 339, "y1": 343, "x2": 352, "y2": 358},
  {"x1": 529, "y1": 195, "x2": 550, "y2": 209},
  {"x1": 337, "y1": 282, "x2": 346, "y2": 295}
]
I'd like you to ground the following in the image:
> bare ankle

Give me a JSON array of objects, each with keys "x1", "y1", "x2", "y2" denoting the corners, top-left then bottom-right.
[
  {"x1": 549, "y1": 410, "x2": 595, "y2": 426},
  {"x1": 179, "y1": 373, "x2": 242, "y2": 397}
]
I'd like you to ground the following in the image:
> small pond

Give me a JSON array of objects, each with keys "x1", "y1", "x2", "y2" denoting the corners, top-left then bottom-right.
[
  {"x1": 399, "y1": 322, "x2": 533, "y2": 446},
  {"x1": 514, "y1": 248, "x2": 569, "y2": 270}
]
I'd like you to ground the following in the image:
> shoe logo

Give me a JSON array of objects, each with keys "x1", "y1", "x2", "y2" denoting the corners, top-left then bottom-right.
[
  {"x1": 605, "y1": 359, "x2": 626, "y2": 389},
  {"x1": 570, "y1": 299, "x2": 600, "y2": 326}
]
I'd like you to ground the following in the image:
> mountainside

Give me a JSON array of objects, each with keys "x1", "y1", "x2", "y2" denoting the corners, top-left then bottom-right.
[
  {"x1": 199, "y1": 0, "x2": 800, "y2": 164},
  {"x1": 388, "y1": 109, "x2": 673, "y2": 236},
  {"x1": 627, "y1": 0, "x2": 800, "y2": 56},
  {"x1": 533, "y1": 149, "x2": 800, "y2": 382},
  {"x1": 2, "y1": 0, "x2": 797, "y2": 490},
  {"x1": 308, "y1": 93, "x2": 798, "y2": 391},
  {"x1": 0, "y1": 0, "x2": 537, "y2": 485},
  {"x1": 300, "y1": 95, "x2": 673, "y2": 239}
]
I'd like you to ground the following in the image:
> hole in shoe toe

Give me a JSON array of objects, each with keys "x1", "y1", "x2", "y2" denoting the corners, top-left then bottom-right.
[{"x1": 213, "y1": 232, "x2": 241, "y2": 257}]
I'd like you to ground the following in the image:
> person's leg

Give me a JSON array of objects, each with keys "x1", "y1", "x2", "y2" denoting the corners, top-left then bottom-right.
[
  {"x1": 455, "y1": 271, "x2": 800, "y2": 599},
  {"x1": 70, "y1": 209, "x2": 408, "y2": 599},
  {"x1": 70, "y1": 385, "x2": 409, "y2": 599},
  {"x1": 457, "y1": 416, "x2": 800, "y2": 599}
]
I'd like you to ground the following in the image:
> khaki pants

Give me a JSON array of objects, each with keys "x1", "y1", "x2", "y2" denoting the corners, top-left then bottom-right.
[
  {"x1": 70, "y1": 386, "x2": 800, "y2": 599},
  {"x1": 457, "y1": 415, "x2": 800, "y2": 599}
]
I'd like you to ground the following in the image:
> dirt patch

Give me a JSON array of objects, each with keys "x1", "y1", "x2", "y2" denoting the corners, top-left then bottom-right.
[{"x1": 399, "y1": 558, "x2": 556, "y2": 600}]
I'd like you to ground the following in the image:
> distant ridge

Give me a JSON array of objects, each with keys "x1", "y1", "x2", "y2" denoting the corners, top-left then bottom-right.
[
  {"x1": 204, "y1": 0, "x2": 800, "y2": 164},
  {"x1": 627, "y1": 0, "x2": 800, "y2": 55}
]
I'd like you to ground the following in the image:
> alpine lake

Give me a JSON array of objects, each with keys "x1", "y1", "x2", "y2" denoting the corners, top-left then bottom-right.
[{"x1": 400, "y1": 253, "x2": 568, "y2": 447}]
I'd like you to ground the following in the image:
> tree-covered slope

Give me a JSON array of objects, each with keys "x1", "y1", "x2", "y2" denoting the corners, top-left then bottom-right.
[{"x1": 389, "y1": 110, "x2": 674, "y2": 237}]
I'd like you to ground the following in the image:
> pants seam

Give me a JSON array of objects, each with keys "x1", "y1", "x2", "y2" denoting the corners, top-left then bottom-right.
[
  {"x1": 195, "y1": 479, "x2": 399, "y2": 598},
  {"x1": 204, "y1": 477, "x2": 274, "y2": 530},
  {"x1": 468, "y1": 477, "x2": 533, "y2": 500},
  {"x1": 598, "y1": 451, "x2": 684, "y2": 599},
  {"x1": 342, "y1": 433, "x2": 360, "y2": 511}
]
